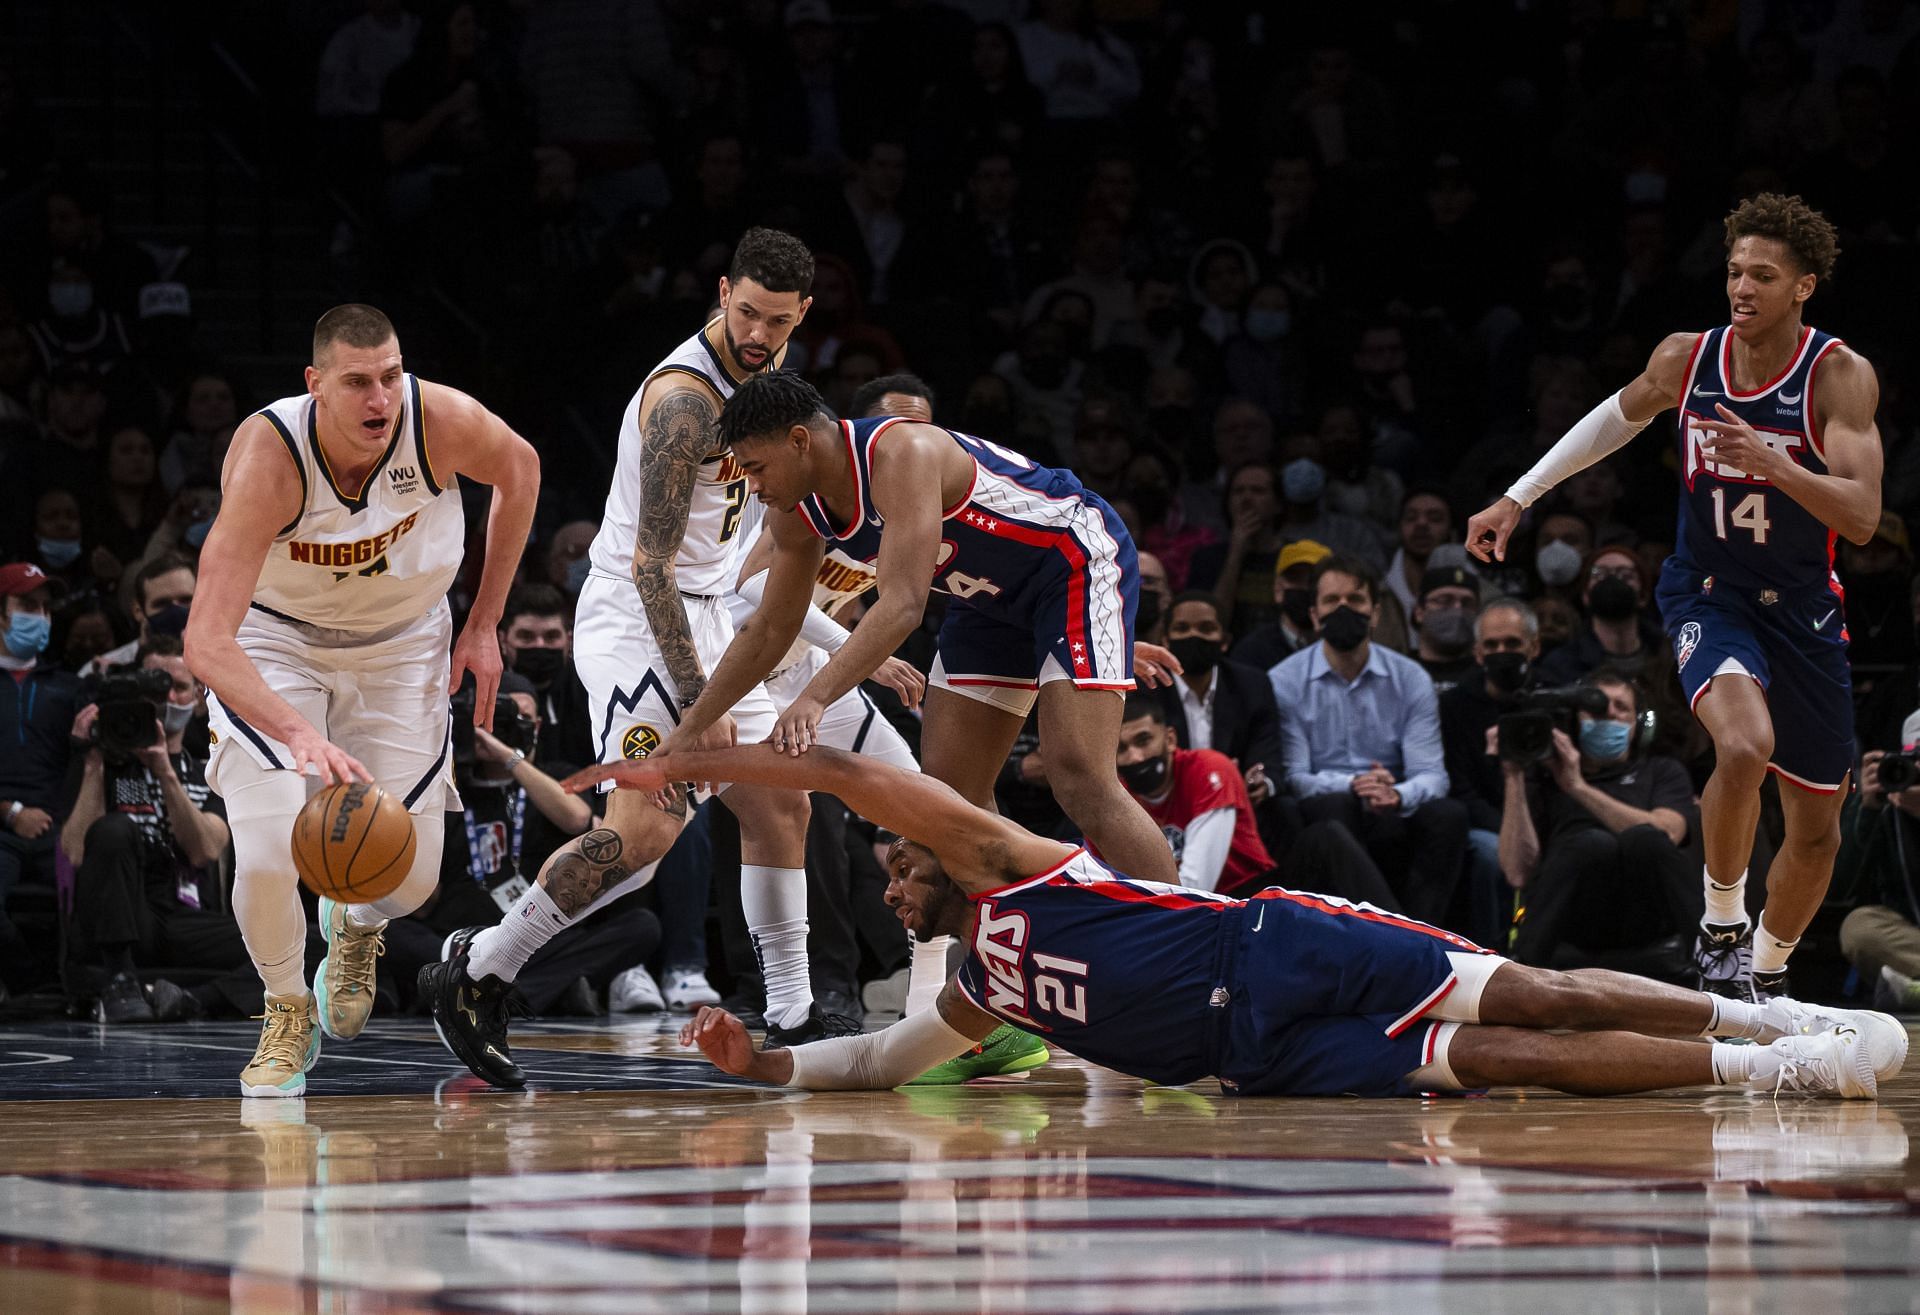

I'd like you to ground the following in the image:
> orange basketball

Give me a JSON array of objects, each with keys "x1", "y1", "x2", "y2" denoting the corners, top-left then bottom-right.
[{"x1": 292, "y1": 782, "x2": 416, "y2": 903}]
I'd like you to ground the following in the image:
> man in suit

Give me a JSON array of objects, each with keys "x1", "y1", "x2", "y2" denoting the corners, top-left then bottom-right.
[{"x1": 1155, "y1": 592, "x2": 1283, "y2": 807}]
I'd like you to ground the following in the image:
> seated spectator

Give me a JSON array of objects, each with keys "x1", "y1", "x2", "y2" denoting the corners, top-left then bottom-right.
[
  {"x1": 37, "y1": 171, "x2": 160, "y2": 318},
  {"x1": 1125, "y1": 446, "x2": 1215, "y2": 593},
  {"x1": 1230, "y1": 538, "x2": 1327, "y2": 673},
  {"x1": 1187, "y1": 462, "x2": 1294, "y2": 634},
  {"x1": 1383, "y1": 486, "x2": 1455, "y2": 627},
  {"x1": 4, "y1": 363, "x2": 106, "y2": 516},
  {"x1": 387, "y1": 673, "x2": 656, "y2": 1016},
  {"x1": 1411, "y1": 564, "x2": 1481, "y2": 694},
  {"x1": 62, "y1": 635, "x2": 250, "y2": 1022},
  {"x1": 1838, "y1": 718, "x2": 1920, "y2": 1013},
  {"x1": 55, "y1": 598, "x2": 131, "y2": 674},
  {"x1": 1177, "y1": 398, "x2": 1274, "y2": 537},
  {"x1": 1534, "y1": 545, "x2": 1662, "y2": 685},
  {"x1": 1272, "y1": 555, "x2": 1467, "y2": 927},
  {"x1": 847, "y1": 371, "x2": 935, "y2": 424},
  {"x1": 1154, "y1": 592, "x2": 1283, "y2": 806},
  {"x1": 1272, "y1": 443, "x2": 1389, "y2": 573},
  {"x1": 159, "y1": 370, "x2": 240, "y2": 493},
  {"x1": 83, "y1": 552, "x2": 194, "y2": 678},
  {"x1": 92, "y1": 424, "x2": 166, "y2": 568},
  {"x1": 1134, "y1": 550, "x2": 1172, "y2": 645},
  {"x1": 0, "y1": 563, "x2": 82, "y2": 992},
  {"x1": 1113, "y1": 691, "x2": 1273, "y2": 894},
  {"x1": 1069, "y1": 393, "x2": 1135, "y2": 504},
  {"x1": 1016, "y1": 1, "x2": 1141, "y2": 124},
  {"x1": 1497, "y1": 668, "x2": 1697, "y2": 970},
  {"x1": 497, "y1": 582, "x2": 591, "y2": 770},
  {"x1": 543, "y1": 520, "x2": 598, "y2": 600}
]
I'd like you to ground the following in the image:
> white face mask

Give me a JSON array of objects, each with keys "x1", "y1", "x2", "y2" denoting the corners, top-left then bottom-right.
[
  {"x1": 162, "y1": 701, "x2": 195, "y2": 735},
  {"x1": 1535, "y1": 539, "x2": 1583, "y2": 587}
]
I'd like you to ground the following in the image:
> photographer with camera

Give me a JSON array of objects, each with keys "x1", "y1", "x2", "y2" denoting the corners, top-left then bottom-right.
[
  {"x1": 385, "y1": 672, "x2": 658, "y2": 1016},
  {"x1": 62, "y1": 634, "x2": 251, "y2": 1022},
  {"x1": 1835, "y1": 712, "x2": 1920, "y2": 1014},
  {"x1": 1496, "y1": 666, "x2": 1699, "y2": 969}
]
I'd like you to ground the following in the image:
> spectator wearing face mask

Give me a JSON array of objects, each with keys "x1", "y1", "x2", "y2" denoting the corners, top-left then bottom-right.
[
  {"x1": 0, "y1": 563, "x2": 81, "y2": 995},
  {"x1": 497, "y1": 583, "x2": 591, "y2": 768},
  {"x1": 1527, "y1": 509, "x2": 1593, "y2": 602},
  {"x1": 1412, "y1": 565, "x2": 1482, "y2": 695},
  {"x1": 1271, "y1": 555, "x2": 1468, "y2": 929},
  {"x1": 1535, "y1": 546, "x2": 1661, "y2": 685},
  {"x1": 1383, "y1": 487, "x2": 1455, "y2": 623},
  {"x1": 1232, "y1": 538, "x2": 1329, "y2": 672},
  {"x1": 1153, "y1": 593, "x2": 1283, "y2": 807},
  {"x1": 82, "y1": 553, "x2": 194, "y2": 678},
  {"x1": 1497, "y1": 669, "x2": 1697, "y2": 971},
  {"x1": 1273, "y1": 448, "x2": 1388, "y2": 572}
]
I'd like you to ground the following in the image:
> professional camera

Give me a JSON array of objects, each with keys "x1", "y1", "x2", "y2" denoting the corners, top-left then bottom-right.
[
  {"x1": 450, "y1": 684, "x2": 538, "y2": 767},
  {"x1": 1879, "y1": 750, "x2": 1920, "y2": 793},
  {"x1": 85, "y1": 668, "x2": 172, "y2": 766},
  {"x1": 1497, "y1": 685, "x2": 1611, "y2": 767}
]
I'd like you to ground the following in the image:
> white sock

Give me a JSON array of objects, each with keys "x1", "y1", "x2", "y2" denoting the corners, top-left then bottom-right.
[
  {"x1": 345, "y1": 903, "x2": 388, "y2": 930},
  {"x1": 1750, "y1": 915, "x2": 1798, "y2": 976},
  {"x1": 741, "y1": 865, "x2": 811, "y2": 1029},
  {"x1": 1702, "y1": 867, "x2": 1748, "y2": 928},
  {"x1": 467, "y1": 884, "x2": 568, "y2": 983},
  {"x1": 1711, "y1": 1040, "x2": 1766, "y2": 1086},
  {"x1": 1700, "y1": 994, "x2": 1767, "y2": 1040},
  {"x1": 906, "y1": 935, "x2": 953, "y2": 1016}
]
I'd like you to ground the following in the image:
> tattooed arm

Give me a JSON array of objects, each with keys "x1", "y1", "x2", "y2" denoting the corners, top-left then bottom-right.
[
  {"x1": 631, "y1": 384, "x2": 728, "y2": 725},
  {"x1": 538, "y1": 827, "x2": 633, "y2": 916}
]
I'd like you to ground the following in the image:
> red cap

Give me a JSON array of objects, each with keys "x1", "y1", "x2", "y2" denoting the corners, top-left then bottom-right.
[{"x1": 0, "y1": 562, "x2": 53, "y2": 598}]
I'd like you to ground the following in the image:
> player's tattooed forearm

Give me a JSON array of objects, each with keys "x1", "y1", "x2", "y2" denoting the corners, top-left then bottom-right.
[
  {"x1": 632, "y1": 387, "x2": 716, "y2": 703},
  {"x1": 538, "y1": 829, "x2": 630, "y2": 916}
]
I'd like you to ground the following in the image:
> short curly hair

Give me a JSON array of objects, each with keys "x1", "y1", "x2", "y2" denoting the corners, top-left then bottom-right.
[
  {"x1": 1723, "y1": 193, "x2": 1839, "y2": 282},
  {"x1": 728, "y1": 227, "x2": 815, "y2": 296},
  {"x1": 717, "y1": 370, "x2": 830, "y2": 448}
]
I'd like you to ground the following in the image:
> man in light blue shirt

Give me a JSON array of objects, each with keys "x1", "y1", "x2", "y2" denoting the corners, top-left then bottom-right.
[{"x1": 1270, "y1": 555, "x2": 1470, "y2": 930}]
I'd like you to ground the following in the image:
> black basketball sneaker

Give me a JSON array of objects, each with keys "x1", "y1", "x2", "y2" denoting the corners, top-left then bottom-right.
[
  {"x1": 419, "y1": 926, "x2": 527, "y2": 1089},
  {"x1": 1693, "y1": 921, "x2": 1756, "y2": 1003},
  {"x1": 761, "y1": 1002, "x2": 864, "y2": 1050}
]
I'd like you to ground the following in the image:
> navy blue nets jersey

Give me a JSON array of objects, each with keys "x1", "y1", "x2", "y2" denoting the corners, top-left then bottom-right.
[
  {"x1": 795, "y1": 416, "x2": 1128, "y2": 616},
  {"x1": 1675, "y1": 325, "x2": 1844, "y2": 592},
  {"x1": 953, "y1": 849, "x2": 1236, "y2": 1087}
]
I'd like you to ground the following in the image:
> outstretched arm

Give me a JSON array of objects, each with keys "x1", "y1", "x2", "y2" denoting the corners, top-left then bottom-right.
[
  {"x1": 565, "y1": 743, "x2": 1073, "y2": 891},
  {"x1": 1695, "y1": 347, "x2": 1881, "y2": 544},
  {"x1": 631, "y1": 385, "x2": 725, "y2": 713},
  {"x1": 1467, "y1": 331, "x2": 1695, "y2": 562},
  {"x1": 424, "y1": 381, "x2": 541, "y2": 729}
]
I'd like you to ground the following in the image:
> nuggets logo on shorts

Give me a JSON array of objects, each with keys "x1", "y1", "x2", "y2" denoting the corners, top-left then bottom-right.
[
  {"x1": 620, "y1": 724, "x2": 661, "y2": 760},
  {"x1": 1676, "y1": 621, "x2": 1702, "y2": 671}
]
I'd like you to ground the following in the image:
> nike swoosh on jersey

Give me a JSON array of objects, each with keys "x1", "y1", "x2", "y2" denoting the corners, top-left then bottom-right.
[
  {"x1": 1814, "y1": 609, "x2": 1836, "y2": 631},
  {"x1": 1693, "y1": 386, "x2": 1720, "y2": 397},
  {"x1": 1252, "y1": 905, "x2": 1265, "y2": 931}
]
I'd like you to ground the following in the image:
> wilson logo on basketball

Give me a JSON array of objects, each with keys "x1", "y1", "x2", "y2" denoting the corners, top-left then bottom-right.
[
  {"x1": 329, "y1": 785, "x2": 367, "y2": 842},
  {"x1": 621, "y1": 724, "x2": 661, "y2": 760},
  {"x1": 288, "y1": 510, "x2": 421, "y2": 568}
]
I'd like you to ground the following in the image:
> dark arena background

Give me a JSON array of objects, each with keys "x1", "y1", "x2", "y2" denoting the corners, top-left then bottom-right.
[{"x1": 0, "y1": 2, "x2": 1917, "y2": 1311}]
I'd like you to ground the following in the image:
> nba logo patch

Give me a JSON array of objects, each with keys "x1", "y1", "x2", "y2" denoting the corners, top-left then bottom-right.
[
  {"x1": 1676, "y1": 621, "x2": 1702, "y2": 671},
  {"x1": 621, "y1": 724, "x2": 661, "y2": 760}
]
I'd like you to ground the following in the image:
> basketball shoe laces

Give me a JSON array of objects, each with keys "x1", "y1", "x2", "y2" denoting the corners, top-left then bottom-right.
[
  {"x1": 251, "y1": 999, "x2": 312, "y2": 1074},
  {"x1": 330, "y1": 922, "x2": 386, "y2": 1002},
  {"x1": 1698, "y1": 927, "x2": 1751, "y2": 981},
  {"x1": 1759, "y1": 1037, "x2": 1841, "y2": 1097}
]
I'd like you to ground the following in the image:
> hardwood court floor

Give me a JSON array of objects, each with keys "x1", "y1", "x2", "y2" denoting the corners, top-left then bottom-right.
[{"x1": 0, "y1": 1016, "x2": 1915, "y2": 1313}]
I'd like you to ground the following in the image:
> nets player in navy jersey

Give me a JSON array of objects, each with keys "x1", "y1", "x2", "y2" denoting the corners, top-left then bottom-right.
[
  {"x1": 1467, "y1": 195, "x2": 1883, "y2": 1004},
  {"x1": 566, "y1": 748, "x2": 1906, "y2": 1100},
  {"x1": 665, "y1": 370, "x2": 1183, "y2": 888}
]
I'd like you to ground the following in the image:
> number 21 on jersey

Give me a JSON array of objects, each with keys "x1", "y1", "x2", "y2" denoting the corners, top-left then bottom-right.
[{"x1": 1710, "y1": 487, "x2": 1771, "y2": 544}]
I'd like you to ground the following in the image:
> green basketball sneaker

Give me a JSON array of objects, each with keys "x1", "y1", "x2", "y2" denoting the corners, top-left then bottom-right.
[{"x1": 903, "y1": 1024, "x2": 1049, "y2": 1085}]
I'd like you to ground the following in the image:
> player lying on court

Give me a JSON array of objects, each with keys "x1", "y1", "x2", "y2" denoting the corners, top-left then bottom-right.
[{"x1": 568, "y1": 747, "x2": 1907, "y2": 1100}]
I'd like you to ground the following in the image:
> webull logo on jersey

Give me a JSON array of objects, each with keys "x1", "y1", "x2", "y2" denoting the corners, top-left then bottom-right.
[
  {"x1": 973, "y1": 899, "x2": 1035, "y2": 1021},
  {"x1": 1683, "y1": 417, "x2": 1805, "y2": 487},
  {"x1": 287, "y1": 510, "x2": 421, "y2": 568}
]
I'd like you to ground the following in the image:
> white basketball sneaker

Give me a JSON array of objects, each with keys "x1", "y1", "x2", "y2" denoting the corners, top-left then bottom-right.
[
  {"x1": 609, "y1": 964, "x2": 666, "y2": 1013},
  {"x1": 1760, "y1": 999, "x2": 1909, "y2": 1083},
  {"x1": 1747, "y1": 1026, "x2": 1880, "y2": 1099},
  {"x1": 664, "y1": 966, "x2": 721, "y2": 1012}
]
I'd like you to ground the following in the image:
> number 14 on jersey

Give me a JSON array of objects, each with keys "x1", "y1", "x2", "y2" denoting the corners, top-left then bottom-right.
[{"x1": 1710, "y1": 487, "x2": 1771, "y2": 544}]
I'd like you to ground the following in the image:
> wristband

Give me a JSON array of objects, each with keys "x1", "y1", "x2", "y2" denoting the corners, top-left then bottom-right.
[
  {"x1": 5, "y1": 801, "x2": 23, "y2": 824},
  {"x1": 504, "y1": 749, "x2": 527, "y2": 772}
]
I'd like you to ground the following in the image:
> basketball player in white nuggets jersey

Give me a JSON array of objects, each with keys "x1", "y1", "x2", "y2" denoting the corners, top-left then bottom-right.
[
  {"x1": 420, "y1": 229, "x2": 854, "y2": 1091},
  {"x1": 185, "y1": 305, "x2": 539, "y2": 1097}
]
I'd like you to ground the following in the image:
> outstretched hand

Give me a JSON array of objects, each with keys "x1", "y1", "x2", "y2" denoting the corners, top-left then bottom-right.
[
  {"x1": 679, "y1": 1006, "x2": 790, "y2": 1083},
  {"x1": 561, "y1": 758, "x2": 673, "y2": 795},
  {"x1": 1133, "y1": 641, "x2": 1183, "y2": 688},
  {"x1": 1465, "y1": 496, "x2": 1521, "y2": 564}
]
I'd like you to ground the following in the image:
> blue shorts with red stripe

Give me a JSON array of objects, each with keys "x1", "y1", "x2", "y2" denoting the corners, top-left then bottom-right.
[
  {"x1": 1655, "y1": 555, "x2": 1853, "y2": 792},
  {"x1": 1215, "y1": 890, "x2": 1490, "y2": 1098},
  {"x1": 934, "y1": 494, "x2": 1139, "y2": 694}
]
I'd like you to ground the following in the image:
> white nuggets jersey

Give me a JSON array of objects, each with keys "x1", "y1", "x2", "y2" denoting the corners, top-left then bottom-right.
[
  {"x1": 250, "y1": 377, "x2": 462, "y2": 633},
  {"x1": 735, "y1": 499, "x2": 881, "y2": 671},
  {"x1": 587, "y1": 323, "x2": 753, "y2": 596}
]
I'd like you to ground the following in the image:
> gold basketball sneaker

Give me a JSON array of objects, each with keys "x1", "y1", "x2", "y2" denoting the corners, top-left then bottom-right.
[
  {"x1": 313, "y1": 896, "x2": 386, "y2": 1040},
  {"x1": 240, "y1": 992, "x2": 321, "y2": 1098}
]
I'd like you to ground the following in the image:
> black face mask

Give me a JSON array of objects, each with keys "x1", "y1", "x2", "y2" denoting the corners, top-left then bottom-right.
[
  {"x1": 512, "y1": 646, "x2": 566, "y2": 687},
  {"x1": 1279, "y1": 587, "x2": 1314, "y2": 630},
  {"x1": 144, "y1": 603, "x2": 190, "y2": 638},
  {"x1": 1119, "y1": 752, "x2": 1169, "y2": 795},
  {"x1": 1483, "y1": 650, "x2": 1530, "y2": 694},
  {"x1": 1168, "y1": 635, "x2": 1222, "y2": 678},
  {"x1": 1319, "y1": 606, "x2": 1370, "y2": 653},
  {"x1": 1588, "y1": 576, "x2": 1640, "y2": 621}
]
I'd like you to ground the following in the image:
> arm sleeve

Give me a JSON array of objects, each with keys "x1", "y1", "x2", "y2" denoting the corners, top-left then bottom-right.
[
  {"x1": 1177, "y1": 808, "x2": 1238, "y2": 893},
  {"x1": 730, "y1": 569, "x2": 851, "y2": 655},
  {"x1": 1393, "y1": 671, "x2": 1450, "y2": 814},
  {"x1": 1504, "y1": 392, "x2": 1651, "y2": 509},
  {"x1": 785, "y1": 1003, "x2": 980, "y2": 1090}
]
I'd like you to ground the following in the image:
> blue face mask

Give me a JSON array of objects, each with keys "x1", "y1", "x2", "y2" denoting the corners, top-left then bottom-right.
[
  {"x1": 183, "y1": 519, "x2": 212, "y2": 549},
  {"x1": 1281, "y1": 458, "x2": 1326, "y2": 506},
  {"x1": 1578, "y1": 718, "x2": 1632, "y2": 761},
  {"x1": 37, "y1": 538, "x2": 82, "y2": 569},
  {"x1": 564, "y1": 556, "x2": 592, "y2": 594},
  {"x1": 4, "y1": 612, "x2": 51, "y2": 660}
]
